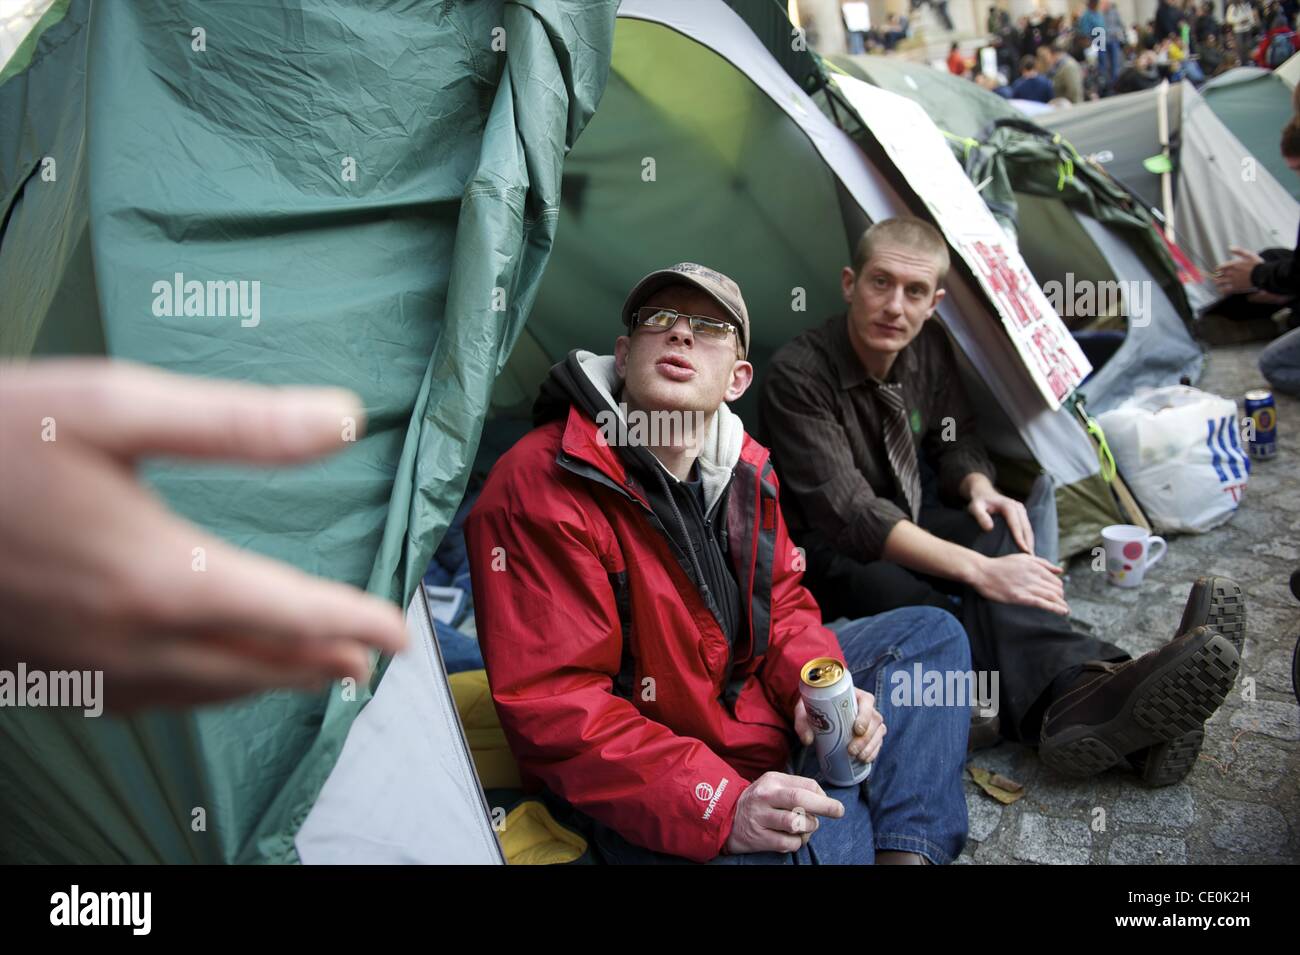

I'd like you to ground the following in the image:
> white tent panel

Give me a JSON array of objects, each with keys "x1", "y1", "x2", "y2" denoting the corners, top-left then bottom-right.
[
  {"x1": 1178, "y1": 83, "x2": 1298, "y2": 270},
  {"x1": 296, "y1": 591, "x2": 505, "y2": 864}
]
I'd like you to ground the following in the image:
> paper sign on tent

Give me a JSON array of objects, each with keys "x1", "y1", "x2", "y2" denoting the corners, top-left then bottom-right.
[{"x1": 831, "y1": 75, "x2": 1091, "y2": 410}]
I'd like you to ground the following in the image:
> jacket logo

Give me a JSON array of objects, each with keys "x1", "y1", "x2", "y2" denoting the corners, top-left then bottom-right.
[
  {"x1": 695, "y1": 782, "x2": 714, "y2": 801},
  {"x1": 700, "y1": 778, "x2": 730, "y2": 820}
]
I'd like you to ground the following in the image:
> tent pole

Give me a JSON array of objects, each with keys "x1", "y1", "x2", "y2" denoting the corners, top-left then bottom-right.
[{"x1": 1156, "y1": 80, "x2": 1174, "y2": 242}]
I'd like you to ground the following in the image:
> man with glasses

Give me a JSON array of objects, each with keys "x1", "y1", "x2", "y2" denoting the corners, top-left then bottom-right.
[{"x1": 465, "y1": 263, "x2": 971, "y2": 864}]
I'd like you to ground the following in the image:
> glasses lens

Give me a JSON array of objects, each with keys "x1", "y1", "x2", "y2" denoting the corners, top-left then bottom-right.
[
  {"x1": 636, "y1": 307, "x2": 677, "y2": 330},
  {"x1": 690, "y1": 316, "x2": 735, "y2": 341}
]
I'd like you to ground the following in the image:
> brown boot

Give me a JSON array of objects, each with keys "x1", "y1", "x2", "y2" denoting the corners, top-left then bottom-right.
[
  {"x1": 1132, "y1": 577, "x2": 1246, "y2": 786},
  {"x1": 1039, "y1": 626, "x2": 1239, "y2": 778}
]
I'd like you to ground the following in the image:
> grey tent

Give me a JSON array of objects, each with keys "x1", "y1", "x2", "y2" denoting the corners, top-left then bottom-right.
[
  {"x1": 1201, "y1": 66, "x2": 1300, "y2": 204},
  {"x1": 1040, "y1": 80, "x2": 1299, "y2": 281}
]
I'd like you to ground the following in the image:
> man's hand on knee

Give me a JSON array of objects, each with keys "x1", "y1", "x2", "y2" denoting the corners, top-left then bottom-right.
[
  {"x1": 723, "y1": 772, "x2": 844, "y2": 856},
  {"x1": 972, "y1": 552, "x2": 1069, "y2": 616}
]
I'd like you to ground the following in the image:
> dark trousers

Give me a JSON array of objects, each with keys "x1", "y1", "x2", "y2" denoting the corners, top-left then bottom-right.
[
  {"x1": 801, "y1": 507, "x2": 1128, "y2": 743},
  {"x1": 1207, "y1": 248, "x2": 1295, "y2": 323}
]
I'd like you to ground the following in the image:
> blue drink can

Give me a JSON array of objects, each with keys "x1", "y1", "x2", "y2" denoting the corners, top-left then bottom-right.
[{"x1": 1245, "y1": 390, "x2": 1277, "y2": 459}]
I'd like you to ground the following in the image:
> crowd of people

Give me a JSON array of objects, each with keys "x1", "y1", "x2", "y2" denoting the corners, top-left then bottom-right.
[{"x1": 845, "y1": 0, "x2": 1298, "y2": 104}]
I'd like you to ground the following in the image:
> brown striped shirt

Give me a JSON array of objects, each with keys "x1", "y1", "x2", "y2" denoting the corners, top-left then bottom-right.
[{"x1": 758, "y1": 313, "x2": 996, "y2": 563}]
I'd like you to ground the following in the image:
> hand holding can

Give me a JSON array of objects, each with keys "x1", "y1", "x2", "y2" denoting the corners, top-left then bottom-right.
[{"x1": 797, "y1": 658, "x2": 884, "y2": 786}]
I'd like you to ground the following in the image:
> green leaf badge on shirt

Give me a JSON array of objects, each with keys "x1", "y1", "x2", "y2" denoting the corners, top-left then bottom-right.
[{"x1": 910, "y1": 409, "x2": 923, "y2": 434}]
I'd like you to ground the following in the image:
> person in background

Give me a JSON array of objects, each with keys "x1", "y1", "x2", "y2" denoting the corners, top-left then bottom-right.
[
  {"x1": 947, "y1": 41, "x2": 967, "y2": 75},
  {"x1": 1228, "y1": 0, "x2": 1261, "y2": 61},
  {"x1": 1116, "y1": 48, "x2": 1161, "y2": 91},
  {"x1": 1200, "y1": 30, "x2": 1228, "y2": 75},
  {"x1": 1078, "y1": 0, "x2": 1106, "y2": 56},
  {"x1": 1101, "y1": 0, "x2": 1127, "y2": 92},
  {"x1": 1195, "y1": 1, "x2": 1220, "y2": 44},
  {"x1": 987, "y1": 0, "x2": 1011, "y2": 35},
  {"x1": 1038, "y1": 40, "x2": 1084, "y2": 103},
  {"x1": 1156, "y1": 0, "x2": 1185, "y2": 38},
  {"x1": 1215, "y1": 118, "x2": 1300, "y2": 394},
  {"x1": 1002, "y1": 54, "x2": 1054, "y2": 101}
]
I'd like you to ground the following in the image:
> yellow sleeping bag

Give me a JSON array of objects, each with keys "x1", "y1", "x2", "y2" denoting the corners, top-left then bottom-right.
[{"x1": 448, "y1": 669, "x2": 588, "y2": 864}]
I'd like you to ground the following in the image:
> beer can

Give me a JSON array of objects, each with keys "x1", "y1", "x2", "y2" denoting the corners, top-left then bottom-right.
[
  {"x1": 799, "y1": 657, "x2": 872, "y2": 787},
  {"x1": 1245, "y1": 389, "x2": 1277, "y2": 459}
]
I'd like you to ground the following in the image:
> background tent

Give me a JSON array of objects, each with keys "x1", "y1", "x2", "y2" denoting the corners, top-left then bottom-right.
[
  {"x1": 1040, "y1": 80, "x2": 1300, "y2": 282},
  {"x1": 826, "y1": 55, "x2": 1203, "y2": 417},
  {"x1": 1201, "y1": 66, "x2": 1300, "y2": 203},
  {"x1": 0, "y1": 0, "x2": 618, "y2": 862},
  {"x1": 487, "y1": 0, "x2": 1143, "y2": 567},
  {"x1": 827, "y1": 53, "x2": 1023, "y2": 141}
]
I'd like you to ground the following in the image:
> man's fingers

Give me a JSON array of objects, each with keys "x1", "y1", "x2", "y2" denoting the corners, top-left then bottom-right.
[
  {"x1": 1016, "y1": 508, "x2": 1035, "y2": 555},
  {"x1": 174, "y1": 541, "x2": 408, "y2": 659},
  {"x1": 778, "y1": 785, "x2": 845, "y2": 819},
  {"x1": 793, "y1": 701, "x2": 814, "y2": 745},
  {"x1": 864, "y1": 722, "x2": 887, "y2": 762},
  {"x1": 103, "y1": 639, "x2": 353, "y2": 712},
  {"x1": 758, "y1": 807, "x2": 820, "y2": 837},
  {"x1": 853, "y1": 718, "x2": 886, "y2": 759},
  {"x1": 776, "y1": 772, "x2": 828, "y2": 795},
  {"x1": 20, "y1": 360, "x2": 366, "y2": 464}
]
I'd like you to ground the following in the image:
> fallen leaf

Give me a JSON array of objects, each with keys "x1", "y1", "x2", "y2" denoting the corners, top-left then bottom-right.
[{"x1": 969, "y1": 766, "x2": 1025, "y2": 805}]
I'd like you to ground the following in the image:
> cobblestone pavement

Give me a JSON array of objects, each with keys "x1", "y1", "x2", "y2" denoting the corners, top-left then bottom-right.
[{"x1": 959, "y1": 343, "x2": 1300, "y2": 865}]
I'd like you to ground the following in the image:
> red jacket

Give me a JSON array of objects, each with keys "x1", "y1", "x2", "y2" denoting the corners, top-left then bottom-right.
[{"x1": 465, "y1": 357, "x2": 841, "y2": 862}]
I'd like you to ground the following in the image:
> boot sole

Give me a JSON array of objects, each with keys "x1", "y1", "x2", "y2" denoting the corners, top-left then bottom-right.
[
  {"x1": 1137, "y1": 727, "x2": 1206, "y2": 787},
  {"x1": 1136, "y1": 579, "x2": 1248, "y2": 787},
  {"x1": 1040, "y1": 633, "x2": 1239, "y2": 778},
  {"x1": 1196, "y1": 578, "x2": 1246, "y2": 654}
]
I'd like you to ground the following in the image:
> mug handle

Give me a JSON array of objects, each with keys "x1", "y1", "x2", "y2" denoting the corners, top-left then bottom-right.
[{"x1": 1145, "y1": 536, "x2": 1167, "y2": 570}]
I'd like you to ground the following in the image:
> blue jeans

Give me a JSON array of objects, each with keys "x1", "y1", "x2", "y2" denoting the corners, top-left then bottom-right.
[
  {"x1": 590, "y1": 607, "x2": 971, "y2": 864},
  {"x1": 1261, "y1": 325, "x2": 1300, "y2": 397}
]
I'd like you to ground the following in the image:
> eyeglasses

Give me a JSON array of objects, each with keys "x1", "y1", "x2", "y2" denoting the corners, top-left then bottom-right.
[{"x1": 632, "y1": 306, "x2": 741, "y2": 347}]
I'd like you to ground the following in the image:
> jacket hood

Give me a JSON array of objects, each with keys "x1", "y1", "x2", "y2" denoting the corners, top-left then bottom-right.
[{"x1": 533, "y1": 349, "x2": 745, "y2": 516}]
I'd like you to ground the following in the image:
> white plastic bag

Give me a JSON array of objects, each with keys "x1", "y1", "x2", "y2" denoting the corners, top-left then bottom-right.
[{"x1": 1097, "y1": 386, "x2": 1249, "y2": 534}]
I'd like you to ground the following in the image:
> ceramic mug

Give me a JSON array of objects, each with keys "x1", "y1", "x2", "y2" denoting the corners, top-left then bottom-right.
[{"x1": 1101, "y1": 524, "x2": 1167, "y2": 588}]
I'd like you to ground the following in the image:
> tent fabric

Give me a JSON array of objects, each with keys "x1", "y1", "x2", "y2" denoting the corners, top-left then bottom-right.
[
  {"x1": 0, "y1": 0, "x2": 618, "y2": 863},
  {"x1": 959, "y1": 123, "x2": 1202, "y2": 414},
  {"x1": 1201, "y1": 67, "x2": 1300, "y2": 203},
  {"x1": 295, "y1": 592, "x2": 505, "y2": 865},
  {"x1": 529, "y1": 0, "x2": 1111, "y2": 499},
  {"x1": 1040, "y1": 81, "x2": 1300, "y2": 278},
  {"x1": 825, "y1": 53, "x2": 1023, "y2": 142}
]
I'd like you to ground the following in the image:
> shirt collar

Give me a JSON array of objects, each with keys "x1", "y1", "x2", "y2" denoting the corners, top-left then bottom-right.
[{"x1": 830, "y1": 312, "x2": 918, "y2": 392}]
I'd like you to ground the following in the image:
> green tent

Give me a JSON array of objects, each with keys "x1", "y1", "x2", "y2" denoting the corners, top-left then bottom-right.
[{"x1": 0, "y1": 0, "x2": 618, "y2": 863}]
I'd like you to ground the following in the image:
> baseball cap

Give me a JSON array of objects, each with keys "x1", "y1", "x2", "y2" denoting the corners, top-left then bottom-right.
[{"x1": 620, "y1": 262, "x2": 750, "y2": 358}]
